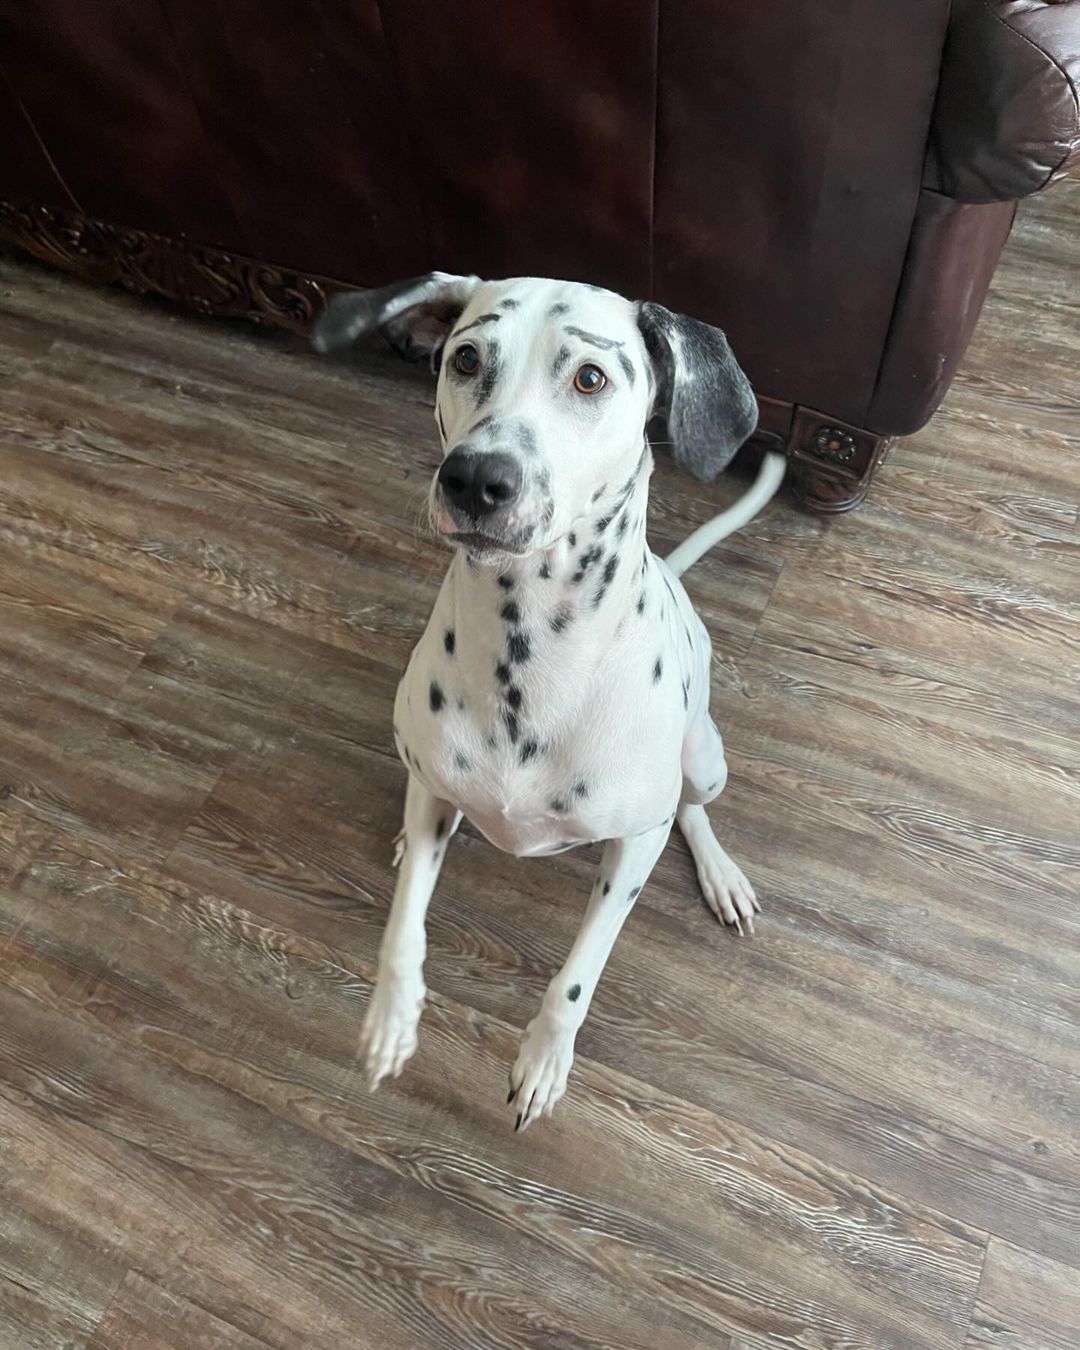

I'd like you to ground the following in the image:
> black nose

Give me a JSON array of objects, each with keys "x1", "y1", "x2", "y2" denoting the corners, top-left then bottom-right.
[{"x1": 438, "y1": 449, "x2": 523, "y2": 518}]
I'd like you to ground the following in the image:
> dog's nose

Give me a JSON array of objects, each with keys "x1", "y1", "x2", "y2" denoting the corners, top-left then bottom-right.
[{"x1": 438, "y1": 449, "x2": 523, "y2": 518}]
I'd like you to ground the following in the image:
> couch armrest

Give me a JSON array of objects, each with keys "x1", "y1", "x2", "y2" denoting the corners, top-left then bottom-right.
[{"x1": 925, "y1": 0, "x2": 1080, "y2": 201}]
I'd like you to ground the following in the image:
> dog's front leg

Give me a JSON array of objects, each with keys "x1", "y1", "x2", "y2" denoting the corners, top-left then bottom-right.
[
  {"x1": 362, "y1": 773, "x2": 461, "y2": 1090},
  {"x1": 509, "y1": 820, "x2": 672, "y2": 1131}
]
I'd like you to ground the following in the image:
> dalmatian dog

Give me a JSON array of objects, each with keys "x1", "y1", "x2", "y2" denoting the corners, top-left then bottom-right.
[{"x1": 313, "y1": 274, "x2": 785, "y2": 1131}]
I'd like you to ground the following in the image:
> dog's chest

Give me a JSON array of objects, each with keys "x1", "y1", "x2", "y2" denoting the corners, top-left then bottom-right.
[{"x1": 392, "y1": 557, "x2": 697, "y2": 855}]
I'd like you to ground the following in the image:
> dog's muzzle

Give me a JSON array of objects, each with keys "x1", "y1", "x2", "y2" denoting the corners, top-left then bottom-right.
[{"x1": 436, "y1": 446, "x2": 533, "y2": 554}]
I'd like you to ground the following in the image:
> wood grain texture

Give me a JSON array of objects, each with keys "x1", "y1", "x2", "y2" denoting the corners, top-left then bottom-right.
[{"x1": 0, "y1": 177, "x2": 1078, "y2": 1348}]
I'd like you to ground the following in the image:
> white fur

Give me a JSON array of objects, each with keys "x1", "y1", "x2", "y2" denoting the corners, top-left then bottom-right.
[{"x1": 363, "y1": 277, "x2": 777, "y2": 1130}]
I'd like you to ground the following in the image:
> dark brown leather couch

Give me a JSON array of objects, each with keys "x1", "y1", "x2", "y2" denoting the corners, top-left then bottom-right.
[{"x1": 1, "y1": 1, "x2": 1077, "y2": 510}]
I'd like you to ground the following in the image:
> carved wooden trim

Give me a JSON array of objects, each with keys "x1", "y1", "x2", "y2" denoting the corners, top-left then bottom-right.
[
  {"x1": 1, "y1": 200, "x2": 898, "y2": 513},
  {"x1": 0, "y1": 200, "x2": 351, "y2": 334}
]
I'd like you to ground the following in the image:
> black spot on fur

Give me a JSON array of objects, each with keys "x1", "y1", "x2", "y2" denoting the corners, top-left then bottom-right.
[
  {"x1": 498, "y1": 574, "x2": 514, "y2": 590},
  {"x1": 603, "y1": 881, "x2": 611, "y2": 896},
  {"x1": 595, "y1": 514, "x2": 612, "y2": 534},
  {"x1": 617, "y1": 512, "x2": 629, "y2": 540},
  {"x1": 602, "y1": 555, "x2": 619, "y2": 585},
  {"x1": 476, "y1": 339, "x2": 501, "y2": 406},
  {"x1": 455, "y1": 312, "x2": 501, "y2": 335},
  {"x1": 495, "y1": 662, "x2": 511, "y2": 685},
  {"x1": 572, "y1": 780, "x2": 589, "y2": 798},
  {"x1": 571, "y1": 570, "x2": 584, "y2": 585},
  {"x1": 628, "y1": 886, "x2": 641, "y2": 901},
  {"x1": 505, "y1": 710, "x2": 521, "y2": 743},
  {"x1": 429, "y1": 681, "x2": 445, "y2": 712},
  {"x1": 444, "y1": 629, "x2": 455, "y2": 655},
  {"x1": 568, "y1": 531, "x2": 577, "y2": 547},
  {"x1": 539, "y1": 561, "x2": 551, "y2": 580},
  {"x1": 500, "y1": 297, "x2": 520, "y2": 309},
  {"x1": 617, "y1": 350, "x2": 637, "y2": 387},
  {"x1": 508, "y1": 631, "x2": 532, "y2": 664},
  {"x1": 551, "y1": 609, "x2": 572, "y2": 633},
  {"x1": 501, "y1": 600, "x2": 520, "y2": 624},
  {"x1": 506, "y1": 685, "x2": 523, "y2": 711},
  {"x1": 552, "y1": 344, "x2": 572, "y2": 379},
  {"x1": 435, "y1": 817, "x2": 447, "y2": 840},
  {"x1": 550, "y1": 796, "x2": 569, "y2": 814},
  {"x1": 517, "y1": 423, "x2": 538, "y2": 457},
  {"x1": 520, "y1": 738, "x2": 539, "y2": 763},
  {"x1": 567, "y1": 984, "x2": 581, "y2": 1002},
  {"x1": 454, "y1": 751, "x2": 472, "y2": 771},
  {"x1": 565, "y1": 325, "x2": 624, "y2": 351},
  {"x1": 549, "y1": 302, "x2": 570, "y2": 316},
  {"x1": 591, "y1": 483, "x2": 608, "y2": 502},
  {"x1": 636, "y1": 592, "x2": 646, "y2": 615},
  {"x1": 652, "y1": 658, "x2": 663, "y2": 683},
  {"x1": 682, "y1": 680, "x2": 689, "y2": 709}
]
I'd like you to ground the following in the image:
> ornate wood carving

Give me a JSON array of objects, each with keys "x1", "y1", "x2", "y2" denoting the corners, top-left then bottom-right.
[
  {"x1": 2, "y1": 199, "x2": 899, "y2": 513},
  {"x1": 0, "y1": 200, "x2": 347, "y2": 335}
]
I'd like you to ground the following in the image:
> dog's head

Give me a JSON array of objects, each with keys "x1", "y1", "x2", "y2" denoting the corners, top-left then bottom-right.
[{"x1": 313, "y1": 273, "x2": 756, "y2": 560}]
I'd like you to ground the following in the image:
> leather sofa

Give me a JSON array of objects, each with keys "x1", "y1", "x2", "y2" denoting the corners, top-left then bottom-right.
[{"x1": 1, "y1": 1, "x2": 1077, "y2": 510}]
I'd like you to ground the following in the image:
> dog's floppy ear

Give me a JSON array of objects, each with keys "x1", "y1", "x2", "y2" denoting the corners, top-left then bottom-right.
[
  {"x1": 312, "y1": 272, "x2": 479, "y2": 364},
  {"x1": 637, "y1": 301, "x2": 758, "y2": 481}
]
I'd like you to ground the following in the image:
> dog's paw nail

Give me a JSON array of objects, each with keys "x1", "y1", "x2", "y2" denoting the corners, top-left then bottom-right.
[
  {"x1": 507, "y1": 1087, "x2": 518, "y2": 1104},
  {"x1": 515, "y1": 1113, "x2": 523, "y2": 1131}
]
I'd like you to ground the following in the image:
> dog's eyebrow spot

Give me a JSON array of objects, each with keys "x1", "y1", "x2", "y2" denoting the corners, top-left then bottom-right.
[
  {"x1": 552, "y1": 345, "x2": 572, "y2": 380},
  {"x1": 564, "y1": 325, "x2": 624, "y2": 351},
  {"x1": 429, "y1": 681, "x2": 445, "y2": 712},
  {"x1": 454, "y1": 312, "x2": 501, "y2": 335},
  {"x1": 499, "y1": 297, "x2": 520, "y2": 309},
  {"x1": 567, "y1": 983, "x2": 581, "y2": 1002},
  {"x1": 501, "y1": 600, "x2": 520, "y2": 624},
  {"x1": 444, "y1": 629, "x2": 455, "y2": 655},
  {"x1": 549, "y1": 302, "x2": 570, "y2": 316},
  {"x1": 508, "y1": 631, "x2": 532, "y2": 663},
  {"x1": 617, "y1": 351, "x2": 637, "y2": 386},
  {"x1": 652, "y1": 658, "x2": 663, "y2": 683}
]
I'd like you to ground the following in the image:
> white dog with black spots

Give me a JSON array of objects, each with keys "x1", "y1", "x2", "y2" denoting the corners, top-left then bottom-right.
[{"x1": 314, "y1": 273, "x2": 785, "y2": 1131}]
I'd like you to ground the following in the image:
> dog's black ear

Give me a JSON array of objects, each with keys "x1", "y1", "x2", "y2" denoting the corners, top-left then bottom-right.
[
  {"x1": 312, "y1": 272, "x2": 479, "y2": 364},
  {"x1": 637, "y1": 301, "x2": 758, "y2": 481}
]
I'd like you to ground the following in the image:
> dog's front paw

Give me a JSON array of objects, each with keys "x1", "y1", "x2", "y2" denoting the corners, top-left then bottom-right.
[
  {"x1": 508, "y1": 1014, "x2": 575, "y2": 1132},
  {"x1": 696, "y1": 847, "x2": 760, "y2": 935},
  {"x1": 360, "y1": 976, "x2": 425, "y2": 1089}
]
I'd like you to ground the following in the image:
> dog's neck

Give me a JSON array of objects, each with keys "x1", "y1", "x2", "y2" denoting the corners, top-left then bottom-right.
[{"x1": 447, "y1": 442, "x2": 654, "y2": 655}]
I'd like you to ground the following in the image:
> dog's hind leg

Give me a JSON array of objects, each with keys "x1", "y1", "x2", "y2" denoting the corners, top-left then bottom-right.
[
  {"x1": 678, "y1": 712, "x2": 758, "y2": 933},
  {"x1": 361, "y1": 774, "x2": 461, "y2": 1089}
]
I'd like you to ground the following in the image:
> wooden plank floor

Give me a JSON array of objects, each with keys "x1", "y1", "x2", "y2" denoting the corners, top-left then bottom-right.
[{"x1": 0, "y1": 180, "x2": 1078, "y2": 1349}]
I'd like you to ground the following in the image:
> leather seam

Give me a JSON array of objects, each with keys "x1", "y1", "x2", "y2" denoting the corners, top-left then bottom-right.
[{"x1": 980, "y1": 0, "x2": 1080, "y2": 185}]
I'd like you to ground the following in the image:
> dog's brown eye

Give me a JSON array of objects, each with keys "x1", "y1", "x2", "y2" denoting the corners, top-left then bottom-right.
[
  {"x1": 574, "y1": 364, "x2": 606, "y2": 395},
  {"x1": 454, "y1": 344, "x2": 480, "y2": 376}
]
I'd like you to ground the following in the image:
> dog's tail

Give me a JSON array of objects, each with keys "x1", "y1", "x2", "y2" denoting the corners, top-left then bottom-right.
[{"x1": 664, "y1": 450, "x2": 787, "y2": 577}]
